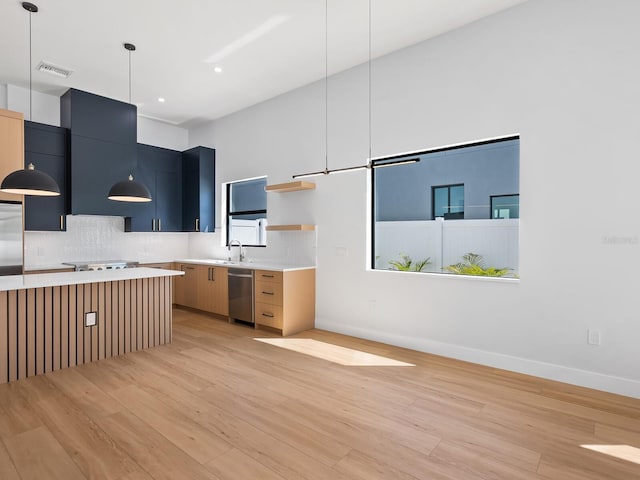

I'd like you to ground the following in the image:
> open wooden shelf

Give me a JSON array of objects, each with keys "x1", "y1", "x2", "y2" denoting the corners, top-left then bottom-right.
[
  {"x1": 265, "y1": 181, "x2": 316, "y2": 193},
  {"x1": 266, "y1": 224, "x2": 316, "y2": 231}
]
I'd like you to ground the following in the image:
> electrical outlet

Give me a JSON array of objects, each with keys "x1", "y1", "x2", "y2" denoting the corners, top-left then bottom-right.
[
  {"x1": 85, "y1": 312, "x2": 97, "y2": 327},
  {"x1": 587, "y1": 329, "x2": 601, "y2": 346}
]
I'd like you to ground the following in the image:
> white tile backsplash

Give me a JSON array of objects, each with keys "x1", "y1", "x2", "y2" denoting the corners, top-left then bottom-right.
[
  {"x1": 24, "y1": 215, "x2": 316, "y2": 269},
  {"x1": 188, "y1": 230, "x2": 317, "y2": 266},
  {"x1": 24, "y1": 215, "x2": 189, "y2": 268}
]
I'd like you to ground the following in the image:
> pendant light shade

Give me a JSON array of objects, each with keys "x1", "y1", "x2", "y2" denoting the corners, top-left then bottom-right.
[
  {"x1": 108, "y1": 42, "x2": 152, "y2": 203},
  {"x1": 0, "y1": 2, "x2": 62, "y2": 197},
  {"x1": 1, "y1": 163, "x2": 60, "y2": 196},
  {"x1": 108, "y1": 174, "x2": 151, "y2": 202}
]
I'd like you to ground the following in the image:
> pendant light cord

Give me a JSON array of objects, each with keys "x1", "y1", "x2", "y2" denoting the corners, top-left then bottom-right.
[
  {"x1": 28, "y1": 7, "x2": 33, "y2": 121},
  {"x1": 368, "y1": 0, "x2": 372, "y2": 165},
  {"x1": 325, "y1": 0, "x2": 329, "y2": 173},
  {"x1": 128, "y1": 49, "x2": 132, "y2": 104}
]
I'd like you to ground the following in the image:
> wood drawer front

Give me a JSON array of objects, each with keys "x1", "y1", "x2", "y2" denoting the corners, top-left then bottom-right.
[
  {"x1": 255, "y1": 303, "x2": 283, "y2": 329},
  {"x1": 255, "y1": 270, "x2": 282, "y2": 284},
  {"x1": 255, "y1": 281, "x2": 283, "y2": 306}
]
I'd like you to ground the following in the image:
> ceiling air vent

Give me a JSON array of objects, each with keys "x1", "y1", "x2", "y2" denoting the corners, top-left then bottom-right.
[{"x1": 36, "y1": 61, "x2": 73, "y2": 78}]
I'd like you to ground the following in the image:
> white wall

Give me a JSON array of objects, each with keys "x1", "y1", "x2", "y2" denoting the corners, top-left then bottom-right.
[
  {"x1": 137, "y1": 116, "x2": 188, "y2": 151},
  {"x1": 0, "y1": 84, "x2": 7, "y2": 109},
  {"x1": 189, "y1": 0, "x2": 640, "y2": 398},
  {"x1": 7, "y1": 84, "x2": 60, "y2": 125}
]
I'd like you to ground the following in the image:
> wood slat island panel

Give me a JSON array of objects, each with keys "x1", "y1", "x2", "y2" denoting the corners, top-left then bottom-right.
[{"x1": 0, "y1": 276, "x2": 173, "y2": 384}]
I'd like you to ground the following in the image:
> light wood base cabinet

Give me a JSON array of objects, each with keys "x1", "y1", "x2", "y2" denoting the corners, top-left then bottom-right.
[
  {"x1": 173, "y1": 263, "x2": 228, "y2": 316},
  {"x1": 254, "y1": 269, "x2": 315, "y2": 336},
  {"x1": 173, "y1": 263, "x2": 198, "y2": 307}
]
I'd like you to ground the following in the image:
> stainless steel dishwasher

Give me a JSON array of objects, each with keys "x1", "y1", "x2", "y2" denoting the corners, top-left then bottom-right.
[{"x1": 228, "y1": 268, "x2": 254, "y2": 325}]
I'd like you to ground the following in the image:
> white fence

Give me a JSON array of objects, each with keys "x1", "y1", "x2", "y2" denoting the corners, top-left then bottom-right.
[
  {"x1": 374, "y1": 218, "x2": 519, "y2": 275},
  {"x1": 229, "y1": 218, "x2": 267, "y2": 246}
]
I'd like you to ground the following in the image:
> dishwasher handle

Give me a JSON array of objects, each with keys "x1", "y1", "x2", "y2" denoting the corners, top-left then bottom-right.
[{"x1": 228, "y1": 273, "x2": 253, "y2": 278}]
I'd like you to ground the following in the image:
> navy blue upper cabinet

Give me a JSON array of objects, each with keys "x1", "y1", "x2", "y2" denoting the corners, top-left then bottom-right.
[
  {"x1": 126, "y1": 144, "x2": 182, "y2": 232},
  {"x1": 60, "y1": 89, "x2": 136, "y2": 144},
  {"x1": 182, "y1": 147, "x2": 215, "y2": 232},
  {"x1": 23, "y1": 121, "x2": 69, "y2": 231},
  {"x1": 60, "y1": 88, "x2": 138, "y2": 216}
]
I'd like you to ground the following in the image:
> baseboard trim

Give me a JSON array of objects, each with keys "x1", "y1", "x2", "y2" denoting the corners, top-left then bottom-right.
[{"x1": 316, "y1": 319, "x2": 640, "y2": 399}]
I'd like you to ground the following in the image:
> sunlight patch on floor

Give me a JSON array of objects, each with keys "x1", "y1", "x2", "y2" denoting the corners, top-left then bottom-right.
[
  {"x1": 581, "y1": 444, "x2": 640, "y2": 465},
  {"x1": 255, "y1": 338, "x2": 415, "y2": 366}
]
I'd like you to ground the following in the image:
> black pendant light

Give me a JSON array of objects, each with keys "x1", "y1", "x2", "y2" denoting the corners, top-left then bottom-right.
[
  {"x1": 108, "y1": 42, "x2": 151, "y2": 203},
  {"x1": 0, "y1": 2, "x2": 61, "y2": 197}
]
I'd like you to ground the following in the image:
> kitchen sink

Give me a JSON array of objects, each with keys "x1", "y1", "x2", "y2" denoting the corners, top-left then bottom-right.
[{"x1": 208, "y1": 259, "x2": 238, "y2": 265}]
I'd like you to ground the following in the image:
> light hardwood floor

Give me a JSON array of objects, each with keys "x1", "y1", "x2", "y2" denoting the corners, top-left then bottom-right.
[{"x1": 1, "y1": 307, "x2": 639, "y2": 479}]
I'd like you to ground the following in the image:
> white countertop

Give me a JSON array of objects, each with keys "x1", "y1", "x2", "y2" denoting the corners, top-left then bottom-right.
[
  {"x1": 174, "y1": 258, "x2": 316, "y2": 272},
  {"x1": 0, "y1": 267, "x2": 184, "y2": 292}
]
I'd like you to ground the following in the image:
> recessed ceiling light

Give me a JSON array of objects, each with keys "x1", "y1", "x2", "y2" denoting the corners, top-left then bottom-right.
[
  {"x1": 158, "y1": 97, "x2": 165, "y2": 103},
  {"x1": 214, "y1": 66, "x2": 222, "y2": 73}
]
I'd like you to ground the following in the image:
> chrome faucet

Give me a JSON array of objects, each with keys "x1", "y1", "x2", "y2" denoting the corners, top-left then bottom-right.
[{"x1": 228, "y1": 239, "x2": 245, "y2": 262}]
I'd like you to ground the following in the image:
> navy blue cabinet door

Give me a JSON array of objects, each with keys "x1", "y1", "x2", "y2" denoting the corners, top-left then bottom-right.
[
  {"x1": 182, "y1": 146, "x2": 215, "y2": 232},
  {"x1": 156, "y1": 169, "x2": 182, "y2": 231},
  {"x1": 127, "y1": 144, "x2": 182, "y2": 232},
  {"x1": 69, "y1": 135, "x2": 135, "y2": 216},
  {"x1": 24, "y1": 121, "x2": 69, "y2": 231}
]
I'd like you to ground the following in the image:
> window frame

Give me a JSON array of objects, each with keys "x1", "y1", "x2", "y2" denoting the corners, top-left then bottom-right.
[
  {"x1": 490, "y1": 193, "x2": 520, "y2": 219},
  {"x1": 370, "y1": 134, "x2": 519, "y2": 271},
  {"x1": 225, "y1": 177, "x2": 267, "y2": 248},
  {"x1": 431, "y1": 183, "x2": 465, "y2": 220}
]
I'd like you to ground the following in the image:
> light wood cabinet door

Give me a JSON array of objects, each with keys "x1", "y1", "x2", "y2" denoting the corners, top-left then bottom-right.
[
  {"x1": 196, "y1": 266, "x2": 229, "y2": 316},
  {"x1": 173, "y1": 264, "x2": 198, "y2": 308},
  {"x1": 0, "y1": 109, "x2": 25, "y2": 203}
]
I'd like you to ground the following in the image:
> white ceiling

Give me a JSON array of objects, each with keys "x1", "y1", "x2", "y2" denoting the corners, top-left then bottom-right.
[{"x1": 0, "y1": 0, "x2": 526, "y2": 128}]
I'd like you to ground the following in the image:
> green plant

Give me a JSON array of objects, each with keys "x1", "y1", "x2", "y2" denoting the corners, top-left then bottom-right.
[
  {"x1": 445, "y1": 252, "x2": 511, "y2": 277},
  {"x1": 388, "y1": 254, "x2": 431, "y2": 272}
]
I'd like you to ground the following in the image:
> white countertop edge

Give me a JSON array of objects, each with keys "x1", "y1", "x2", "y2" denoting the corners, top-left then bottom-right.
[
  {"x1": 0, "y1": 267, "x2": 184, "y2": 292},
  {"x1": 24, "y1": 260, "x2": 178, "y2": 272},
  {"x1": 23, "y1": 263, "x2": 74, "y2": 272},
  {"x1": 173, "y1": 259, "x2": 316, "y2": 272}
]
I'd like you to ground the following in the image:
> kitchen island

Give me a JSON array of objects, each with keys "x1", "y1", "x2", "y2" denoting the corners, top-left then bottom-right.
[{"x1": 0, "y1": 267, "x2": 183, "y2": 384}]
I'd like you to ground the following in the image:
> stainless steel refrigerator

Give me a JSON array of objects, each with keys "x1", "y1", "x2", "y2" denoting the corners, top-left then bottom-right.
[{"x1": 0, "y1": 202, "x2": 23, "y2": 275}]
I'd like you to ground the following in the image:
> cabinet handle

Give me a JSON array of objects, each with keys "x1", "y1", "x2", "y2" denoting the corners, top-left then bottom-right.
[
  {"x1": 262, "y1": 274, "x2": 274, "y2": 278},
  {"x1": 182, "y1": 266, "x2": 195, "y2": 271},
  {"x1": 59, "y1": 215, "x2": 64, "y2": 231},
  {"x1": 261, "y1": 312, "x2": 274, "y2": 318},
  {"x1": 211, "y1": 268, "x2": 215, "y2": 281},
  {"x1": 152, "y1": 218, "x2": 156, "y2": 231},
  {"x1": 261, "y1": 291, "x2": 274, "y2": 295},
  {"x1": 195, "y1": 218, "x2": 199, "y2": 232},
  {"x1": 158, "y1": 218, "x2": 161, "y2": 232}
]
